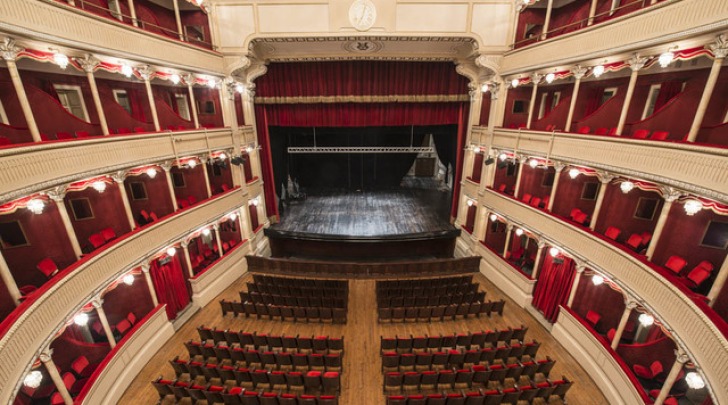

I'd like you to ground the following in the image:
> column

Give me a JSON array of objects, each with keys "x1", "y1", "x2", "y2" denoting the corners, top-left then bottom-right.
[
  {"x1": 616, "y1": 55, "x2": 648, "y2": 136},
  {"x1": 92, "y1": 298, "x2": 116, "y2": 348},
  {"x1": 611, "y1": 300, "x2": 638, "y2": 350},
  {"x1": 708, "y1": 255, "x2": 728, "y2": 303},
  {"x1": 589, "y1": 173, "x2": 614, "y2": 231},
  {"x1": 172, "y1": 0, "x2": 184, "y2": 41},
  {"x1": 566, "y1": 265, "x2": 586, "y2": 307},
  {"x1": 502, "y1": 224, "x2": 514, "y2": 258},
  {"x1": 66, "y1": 0, "x2": 76, "y2": 6},
  {"x1": 565, "y1": 66, "x2": 587, "y2": 132},
  {"x1": 467, "y1": 82, "x2": 483, "y2": 144},
  {"x1": 547, "y1": 163, "x2": 565, "y2": 211},
  {"x1": 47, "y1": 187, "x2": 83, "y2": 259},
  {"x1": 184, "y1": 75, "x2": 200, "y2": 129},
  {"x1": 201, "y1": 157, "x2": 213, "y2": 197},
  {"x1": 473, "y1": 206, "x2": 488, "y2": 242},
  {"x1": 181, "y1": 241, "x2": 194, "y2": 277},
  {"x1": 531, "y1": 240, "x2": 546, "y2": 279},
  {"x1": 161, "y1": 161, "x2": 179, "y2": 211},
  {"x1": 238, "y1": 206, "x2": 253, "y2": 241},
  {"x1": 541, "y1": 0, "x2": 554, "y2": 40},
  {"x1": 78, "y1": 55, "x2": 109, "y2": 135},
  {"x1": 139, "y1": 66, "x2": 160, "y2": 132},
  {"x1": 214, "y1": 223, "x2": 224, "y2": 256},
  {"x1": 487, "y1": 81, "x2": 505, "y2": 133},
  {"x1": 40, "y1": 349, "x2": 73, "y2": 405},
  {"x1": 513, "y1": 156, "x2": 526, "y2": 199},
  {"x1": 645, "y1": 188, "x2": 681, "y2": 260},
  {"x1": 127, "y1": 0, "x2": 138, "y2": 27},
  {"x1": 112, "y1": 171, "x2": 136, "y2": 231},
  {"x1": 687, "y1": 35, "x2": 727, "y2": 142},
  {"x1": 141, "y1": 264, "x2": 159, "y2": 306},
  {"x1": 218, "y1": 79, "x2": 232, "y2": 129},
  {"x1": 241, "y1": 86, "x2": 257, "y2": 129},
  {"x1": 653, "y1": 351, "x2": 689, "y2": 405},
  {"x1": 0, "y1": 251, "x2": 21, "y2": 304},
  {"x1": 0, "y1": 39, "x2": 41, "y2": 142},
  {"x1": 526, "y1": 74, "x2": 542, "y2": 129},
  {"x1": 587, "y1": 0, "x2": 599, "y2": 25}
]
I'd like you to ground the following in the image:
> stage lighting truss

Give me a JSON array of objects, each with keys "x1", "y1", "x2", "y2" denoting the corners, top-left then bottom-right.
[{"x1": 286, "y1": 146, "x2": 435, "y2": 154}]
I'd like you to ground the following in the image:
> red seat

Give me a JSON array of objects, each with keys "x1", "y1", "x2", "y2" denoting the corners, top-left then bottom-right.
[
  {"x1": 633, "y1": 360, "x2": 663, "y2": 380},
  {"x1": 127, "y1": 312, "x2": 137, "y2": 325},
  {"x1": 573, "y1": 211, "x2": 588, "y2": 225},
  {"x1": 75, "y1": 131, "x2": 90, "y2": 138},
  {"x1": 625, "y1": 234, "x2": 644, "y2": 251},
  {"x1": 56, "y1": 131, "x2": 74, "y2": 140},
  {"x1": 116, "y1": 319, "x2": 132, "y2": 335},
  {"x1": 585, "y1": 310, "x2": 601, "y2": 328},
  {"x1": 40, "y1": 133, "x2": 53, "y2": 141},
  {"x1": 604, "y1": 226, "x2": 621, "y2": 241},
  {"x1": 529, "y1": 197, "x2": 541, "y2": 208},
  {"x1": 188, "y1": 195, "x2": 197, "y2": 205},
  {"x1": 133, "y1": 127, "x2": 146, "y2": 133},
  {"x1": 594, "y1": 127, "x2": 608, "y2": 135},
  {"x1": 606, "y1": 328, "x2": 616, "y2": 341},
  {"x1": 100, "y1": 227, "x2": 116, "y2": 242},
  {"x1": 71, "y1": 355, "x2": 97, "y2": 378},
  {"x1": 117, "y1": 128, "x2": 131, "y2": 134},
  {"x1": 681, "y1": 260, "x2": 714, "y2": 290},
  {"x1": 640, "y1": 232, "x2": 652, "y2": 247},
  {"x1": 521, "y1": 193, "x2": 532, "y2": 204},
  {"x1": 497, "y1": 184, "x2": 507, "y2": 193},
  {"x1": 89, "y1": 233, "x2": 106, "y2": 249},
  {"x1": 650, "y1": 131, "x2": 669, "y2": 140},
  {"x1": 608, "y1": 127, "x2": 618, "y2": 136},
  {"x1": 577, "y1": 126, "x2": 590, "y2": 134},
  {"x1": 37, "y1": 258, "x2": 60, "y2": 278},
  {"x1": 0, "y1": 136, "x2": 11, "y2": 146},
  {"x1": 569, "y1": 208, "x2": 581, "y2": 221},
  {"x1": 632, "y1": 129, "x2": 650, "y2": 139},
  {"x1": 664, "y1": 255, "x2": 688, "y2": 275}
]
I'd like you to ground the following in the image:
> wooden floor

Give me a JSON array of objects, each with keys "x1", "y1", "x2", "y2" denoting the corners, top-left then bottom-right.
[
  {"x1": 120, "y1": 273, "x2": 607, "y2": 405},
  {"x1": 273, "y1": 185, "x2": 453, "y2": 237}
]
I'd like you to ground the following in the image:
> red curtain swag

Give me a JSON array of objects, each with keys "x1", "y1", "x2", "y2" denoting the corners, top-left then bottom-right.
[
  {"x1": 531, "y1": 255, "x2": 577, "y2": 323},
  {"x1": 653, "y1": 81, "x2": 683, "y2": 113},
  {"x1": 149, "y1": 255, "x2": 190, "y2": 320}
]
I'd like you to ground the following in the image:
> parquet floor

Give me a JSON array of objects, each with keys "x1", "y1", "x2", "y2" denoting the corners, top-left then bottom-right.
[{"x1": 120, "y1": 273, "x2": 607, "y2": 405}]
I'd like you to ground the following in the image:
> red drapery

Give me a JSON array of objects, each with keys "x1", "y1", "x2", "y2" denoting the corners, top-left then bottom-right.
[
  {"x1": 149, "y1": 255, "x2": 190, "y2": 320},
  {"x1": 583, "y1": 88, "x2": 603, "y2": 117},
  {"x1": 470, "y1": 153, "x2": 484, "y2": 182},
  {"x1": 254, "y1": 106, "x2": 278, "y2": 219},
  {"x1": 653, "y1": 81, "x2": 683, "y2": 113},
  {"x1": 450, "y1": 105, "x2": 467, "y2": 220},
  {"x1": 464, "y1": 205, "x2": 477, "y2": 233},
  {"x1": 531, "y1": 255, "x2": 576, "y2": 323},
  {"x1": 248, "y1": 204, "x2": 259, "y2": 231}
]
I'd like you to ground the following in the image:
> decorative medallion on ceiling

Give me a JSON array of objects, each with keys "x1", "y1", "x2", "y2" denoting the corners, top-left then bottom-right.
[
  {"x1": 343, "y1": 40, "x2": 383, "y2": 54},
  {"x1": 349, "y1": 0, "x2": 377, "y2": 31}
]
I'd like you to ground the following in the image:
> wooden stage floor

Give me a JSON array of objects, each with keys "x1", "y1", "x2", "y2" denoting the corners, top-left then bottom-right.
[
  {"x1": 120, "y1": 273, "x2": 607, "y2": 405},
  {"x1": 273, "y1": 184, "x2": 454, "y2": 238}
]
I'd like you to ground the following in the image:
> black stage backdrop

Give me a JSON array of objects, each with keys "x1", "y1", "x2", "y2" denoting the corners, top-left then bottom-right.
[{"x1": 268, "y1": 125, "x2": 457, "y2": 192}]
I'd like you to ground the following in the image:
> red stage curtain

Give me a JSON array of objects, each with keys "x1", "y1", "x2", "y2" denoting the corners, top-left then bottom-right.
[
  {"x1": 256, "y1": 61, "x2": 468, "y2": 97},
  {"x1": 464, "y1": 205, "x2": 477, "y2": 233},
  {"x1": 531, "y1": 256, "x2": 576, "y2": 323},
  {"x1": 450, "y1": 105, "x2": 467, "y2": 219},
  {"x1": 149, "y1": 255, "x2": 190, "y2": 320},
  {"x1": 653, "y1": 81, "x2": 683, "y2": 113},
  {"x1": 255, "y1": 106, "x2": 278, "y2": 219}
]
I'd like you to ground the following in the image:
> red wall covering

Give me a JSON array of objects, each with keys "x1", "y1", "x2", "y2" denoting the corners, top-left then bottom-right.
[
  {"x1": 517, "y1": 165, "x2": 554, "y2": 202},
  {"x1": 530, "y1": 84, "x2": 574, "y2": 131},
  {"x1": 593, "y1": 183, "x2": 663, "y2": 237},
  {"x1": 483, "y1": 220, "x2": 507, "y2": 253},
  {"x1": 502, "y1": 87, "x2": 532, "y2": 128},
  {"x1": 171, "y1": 165, "x2": 209, "y2": 206},
  {"x1": 194, "y1": 87, "x2": 224, "y2": 128},
  {"x1": 124, "y1": 173, "x2": 175, "y2": 224},
  {"x1": 207, "y1": 162, "x2": 234, "y2": 195},
  {"x1": 64, "y1": 183, "x2": 132, "y2": 252},
  {"x1": 101, "y1": 274, "x2": 155, "y2": 325},
  {"x1": 479, "y1": 96, "x2": 491, "y2": 127},
  {"x1": 493, "y1": 162, "x2": 518, "y2": 194},
  {"x1": 550, "y1": 172, "x2": 600, "y2": 218},
  {"x1": 572, "y1": 276, "x2": 626, "y2": 335}
]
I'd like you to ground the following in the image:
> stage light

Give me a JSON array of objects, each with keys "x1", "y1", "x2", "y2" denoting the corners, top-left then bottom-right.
[
  {"x1": 683, "y1": 200, "x2": 702, "y2": 216},
  {"x1": 549, "y1": 247, "x2": 560, "y2": 257},
  {"x1": 545, "y1": 73, "x2": 555, "y2": 84},
  {"x1": 499, "y1": 153, "x2": 508, "y2": 161},
  {"x1": 24, "y1": 371, "x2": 43, "y2": 388},
  {"x1": 166, "y1": 247, "x2": 177, "y2": 256},
  {"x1": 638, "y1": 313, "x2": 654, "y2": 327},
  {"x1": 658, "y1": 51, "x2": 675, "y2": 68},
  {"x1": 187, "y1": 159, "x2": 197, "y2": 169},
  {"x1": 484, "y1": 157, "x2": 495, "y2": 166},
  {"x1": 146, "y1": 168, "x2": 157, "y2": 178},
  {"x1": 529, "y1": 159, "x2": 538, "y2": 168},
  {"x1": 592, "y1": 64, "x2": 605, "y2": 78},
  {"x1": 620, "y1": 181, "x2": 634, "y2": 194},
  {"x1": 515, "y1": 228, "x2": 524, "y2": 236},
  {"x1": 207, "y1": 78, "x2": 217, "y2": 88},
  {"x1": 121, "y1": 64, "x2": 133, "y2": 78},
  {"x1": 511, "y1": 78, "x2": 519, "y2": 88},
  {"x1": 122, "y1": 274, "x2": 134, "y2": 286},
  {"x1": 219, "y1": 152, "x2": 227, "y2": 160},
  {"x1": 568, "y1": 168, "x2": 580, "y2": 179},
  {"x1": 27, "y1": 198, "x2": 44, "y2": 215},
  {"x1": 685, "y1": 372, "x2": 705, "y2": 389},
  {"x1": 92, "y1": 181, "x2": 107, "y2": 193},
  {"x1": 592, "y1": 274, "x2": 604, "y2": 286},
  {"x1": 202, "y1": 228, "x2": 211, "y2": 236},
  {"x1": 231, "y1": 155, "x2": 245, "y2": 166},
  {"x1": 170, "y1": 74, "x2": 181, "y2": 85},
  {"x1": 53, "y1": 52, "x2": 69, "y2": 70},
  {"x1": 74, "y1": 313, "x2": 89, "y2": 326},
  {"x1": 489, "y1": 214, "x2": 497, "y2": 222}
]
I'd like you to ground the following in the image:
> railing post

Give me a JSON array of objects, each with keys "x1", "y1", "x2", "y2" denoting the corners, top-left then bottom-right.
[
  {"x1": 589, "y1": 172, "x2": 614, "y2": 231},
  {"x1": 184, "y1": 74, "x2": 201, "y2": 129},
  {"x1": 47, "y1": 186, "x2": 83, "y2": 259},
  {"x1": 502, "y1": 223, "x2": 514, "y2": 258},
  {"x1": 78, "y1": 55, "x2": 110, "y2": 136},
  {"x1": 172, "y1": 0, "x2": 184, "y2": 41},
  {"x1": 567, "y1": 265, "x2": 586, "y2": 307},
  {"x1": 611, "y1": 300, "x2": 638, "y2": 349},
  {"x1": 40, "y1": 349, "x2": 73, "y2": 405},
  {"x1": 112, "y1": 171, "x2": 137, "y2": 231},
  {"x1": 513, "y1": 156, "x2": 526, "y2": 199},
  {"x1": 526, "y1": 74, "x2": 542, "y2": 129},
  {"x1": 565, "y1": 66, "x2": 587, "y2": 132},
  {"x1": 531, "y1": 240, "x2": 546, "y2": 279},
  {"x1": 92, "y1": 297, "x2": 117, "y2": 348},
  {"x1": 547, "y1": 162, "x2": 565, "y2": 211},
  {"x1": 616, "y1": 55, "x2": 647, "y2": 136},
  {"x1": 181, "y1": 241, "x2": 194, "y2": 277},
  {"x1": 161, "y1": 161, "x2": 179, "y2": 211},
  {"x1": 687, "y1": 35, "x2": 727, "y2": 142},
  {"x1": 141, "y1": 263, "x2": 158, "y2": 306},
  {"x1": 645, "y1": 188, "x2": 681, "y2": 261},
  {"x1": 0, "y1": 251, "x2": 21, "y2": 304},
  {"x1": 127, "y1": 0, "x2": 139, "y2": 27},
  {"x1": 653, "y1": 351, "x2": 689, "y2": 405},
  {"x1": 139, "y1": 66, "x2": 161, "y2": 132},
  {"x1": 541, "y1": 0, "x2": 554, "y2": 40}
]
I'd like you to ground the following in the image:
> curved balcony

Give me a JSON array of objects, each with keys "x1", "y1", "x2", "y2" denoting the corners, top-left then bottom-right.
[
  {"x1": 0, "y1": 190, "x2": 246, "y2": 403},
  {"x1": 480, "y1": 189, "x2": 728, "y2": 404},
  {"x1": 0, "y1": 0, "x2": 222, "y2": 73},
  {"x1": 473, "y1": 127, "x2": 728, "y2": 203},
  {"x1": 501, "y1": 0, "x2": 728, "y2": 74},
  {"x1": 0, "y1": 127, "x2": 246, "y2": 203}
]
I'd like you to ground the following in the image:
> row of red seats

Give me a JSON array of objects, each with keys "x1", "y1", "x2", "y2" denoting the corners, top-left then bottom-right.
[
  {"x1": 385, "y1": 379, "x2": 571, "y2": 405},
  {"x1": 88, "y1": 227, "x2": 117, "y2": 251},
  {"x1": 381, "y1": 341, "x2": 541, "y2": 371},
  {"x1": 663, "y1": 256, "x2": 714, "y2": 291},
  {"x1": 152, "y1": 378, "x2": 339, "y2": 405},
  {"x1": 603, "y1": 226, "x2": 652, "y2": 254},
  {"x1": 197, "y1": 326, "x2": 344, "y2": 353},
  {"x1": 377, "y1": 300, "x2": 504, "y2": 323},
  {"x1": 380, "y1": 328, "x2": 528, "y2": 353},
  {"x1": 520, "y1": 193, "x2": 549, "y2": 210}
]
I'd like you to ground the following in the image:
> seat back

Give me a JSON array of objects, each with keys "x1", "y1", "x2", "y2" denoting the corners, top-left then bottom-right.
[
  {"x1": 604, "y1": 226, "x2": 621, "y2": 241},
  {"x1": 633, "y1": 129, "x2": 650, "y2": 139},
  {"x1": 577, "y1": 126, "x2": 590, "y2": 134},
  {"x1": 594, "y1": 127, "x2": 608, "y2": 135},
  {"x1": 650, "y1": 130, "x2": 669, "y2": 140},
  {"x1": 37, "y1": 258, "x2": 59, "y2": 278},
  {"x1": 585, "y1": 310, "x2": 601, "y2": 328},
  {"x1": 665, "y1": 256, "x2": 687, "y2": 274}
]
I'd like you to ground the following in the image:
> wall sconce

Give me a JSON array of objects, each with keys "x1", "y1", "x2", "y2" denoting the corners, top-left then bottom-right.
[
  {"x1": 166, "y1": 246, "x2": 177, "y2": 256},
  {"x1": 658, "y1": 48, "x2": 676, "y2": 68},
  {"x1": 23, "y1": 371, "x2": 43, "y2": 388},
  {"x1": 515, "y1": 228, "x2": 524, "y2": 236},
  {"x1": 510, "y1": 78, "x2": 520, "y2": 88},
  {"x1": 683, "y1": 199, "x2": 702, "y2": 216},
  {"x1": 568, "y1": 168, "x2": 580, "y2": 179},
  {"x1": 592, "y1": 63, "x2": 606, "y2": 78},
  {"x1": 638, "y1": 313, "x2": 654, "y2": 327},
  {"x1": 201, "y1": 228, "x2": 211, "y2": 237},
  {"x1": 620, "y1": 181, "x2": 634, "y2": 194},
  {"x1": 489, "y1": 214, "x2": 498, "y2": 222},
  {"x1": 467, "y1": 199, "x2": 474, "y2": 207},
  {"x1": 170, "y1": 74, "x2": 181, "y2": 85},
  {"x1": 545, "y1": 72, "x2": 555, "y2": 84},
  {"x1": 685, "y1": 372, "x2": 705, "y2": 389},
  {"x1": 122, "y1": 274, "x2": 134, "y2": 285},
  {"x1": 92, "y1": 181, "x2": 107, "y2": 193},
  {"x1": 53, "y1": 51, "x2": 69, "y2": 70},
  {"x1": 592, "y1": 274, "x2": 604, "y2": 286},
  {"x1": 27, "y1": 198, "x2": 45, "y2": 214},
  {"x1": 206, "y1": 78, "x2": 217, "y2": 88},
  {"x1": 187, "y1": 159, "x2": 197, "y2": 169},
  {"x1": 73, "y1": 313, "x2": 89, "y2": 326},
  {"x1": 549, "y1": 246, "x2": 561, "y2": 257},
  {"x1": 121, "y1": 64, "x2": 133, "y2": 78}
]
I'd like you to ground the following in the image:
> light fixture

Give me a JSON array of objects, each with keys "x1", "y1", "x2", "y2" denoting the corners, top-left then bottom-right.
[
  {"x1": 170, "y1": 74, "x2": 181, "y2": 85},
  {"x1": 73, "y1": 313, "x2": 89, "y2": 326},
  {"x1": 202, "y1": 228, "x2": 211, "y2": 236},
  {"x1": 251, "y1": 198, "x2": 260, "y2": 206},
  {"x1": 24, "y1": 370, "x2": 43, "y2": 388},
  {"x1": 592, "y1": 64, "x2": 605, "y2": 78},
  {"x1": 53, "y1": 52, "x2": 69, "y2": 70},
  {"x1": 489, "y1": 214, "x2": 498, "y2": 222},
  {"x1": 122, "y1": 274, "x2": 134, "y2": 286},
  {"x1": 481, "y1": 83, "x2": 489, "y2": 93},
  {"x1": 499, "y1": 153, "x2": 508, "y2": 161},
  {"x1": 166, "y1": 247, "x2": 176, "y2": 256},
  {"x1": 685, "y1": 372, "x2": 705, "y2": 389},
  {"x1": 146, "y1": 168, "x2": 157, "y2": 178},
  {"x1": 229, "y1": 212, "x2": 238, "y2": 221},
  {"x1": 27, "y1": 198, "x2": 45, "y2": 215},
  {"x1": 467, "y1": 199, "x2": 474, "y2": 207},
  {"x1": 683, "y1": 199, "x2": 702, "y2": 216},
  {"x1": 187, "y1": 159, "x2": 197, "y2": 169},
  {"x1": 207, "y1": 78, "x2": 217, "y2": 88},
  {"x1": 658, "y1": 50, "x2": 675, "y2": 68},
  {"x1": 195, "y1": 0, "x2": 204, "y2": 5},
  {"x1": 235, "y1": 83, "x2": 245, "y2": 94},
  {"x1": 121, "y1": 64, "x2": 133, "y2": 78},
  {"x1": 620, "y1": 181, "x2": 634, "y2": 194},
  {"x1": 245, "y1": 146, "x2": 254, "y2": 154},
  {"x1": 549, "y1": 247, "x2": 560, "y2": 257},
  {"x1": 545, "y1": 73, "x2": 555, "y2": 84},
  {"x1": 473, "y1": 146, "x2": 481, "y2": 154},
  {"x1": 92, "y1": 181, "x2": 107, "y2": 193},
  {"x1": 568, "y1": 168, "x2": 580, "y2": 179},
  {"x1": 511, "y1": 78, "x2": 519, "y2": 88},
  {"x1": 592, "y1": 274, "x2": 604, "y2": 286},
  {"x1": 515, "y1": 228, "x2": 524, "y2": 236},
  {"x1": 529, "y1": 159, "x2": 539, "y2": 168},
  {"x1": 638, "y1": 313, "x2": 654, "y2": 327},
  {"x1": 219, "y1": 152, "x2": 227, "y2": 160}
]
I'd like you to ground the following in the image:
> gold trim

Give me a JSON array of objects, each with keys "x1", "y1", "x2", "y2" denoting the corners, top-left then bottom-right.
[{"x1": 254, "y1": 94, "x2": 469, "y2": 104}]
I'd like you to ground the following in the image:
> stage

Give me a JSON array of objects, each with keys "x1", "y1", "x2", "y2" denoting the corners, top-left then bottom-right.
[{"x1": 265, "y1": 179, "x2": 460, "y2": 259}]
